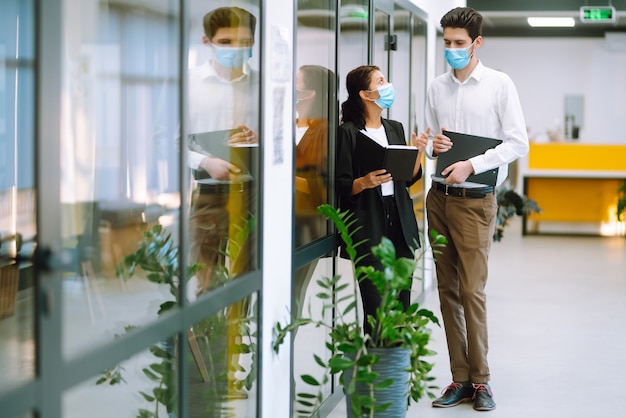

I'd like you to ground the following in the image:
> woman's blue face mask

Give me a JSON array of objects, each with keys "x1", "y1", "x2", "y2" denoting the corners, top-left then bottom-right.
[
  {"x1": 370, "y1": 83, "x2": 395, "y2": 109},
  {"x1": 444, "y1": 40, "x2": 476, "y2": 70}
]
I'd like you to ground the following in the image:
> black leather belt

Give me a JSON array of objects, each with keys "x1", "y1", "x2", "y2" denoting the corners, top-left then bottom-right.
[
  {"x1": 433, "y1": 182, "x2": 493, "y2": 198},
  {"x1": 198, "y1": 182, "x2": 248, "y2": 194}
]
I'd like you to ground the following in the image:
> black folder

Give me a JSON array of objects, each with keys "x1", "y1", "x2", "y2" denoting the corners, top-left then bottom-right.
[
  {"x1": 189, "y1": 130, "x2": 257, "y2": 181},
  {"x1": 435, "y1": 130, "x2": 503, "y2": 186},
  {"x1": 355, "y1": 130, "x2": 418, "y2": 182}
]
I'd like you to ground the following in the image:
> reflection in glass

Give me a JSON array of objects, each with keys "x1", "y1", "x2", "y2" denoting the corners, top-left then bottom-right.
[
  {"x1": 292, "y1": 259, "x2": 334, "y2": 412},
  {"x1": 294, "y1": 66, "x2": 334, "y2": 247},
  {"x1": 408, "y1": 12, "x2": 428, "y2": 298},
  {"x1": 390, "y1": 6, "x2": 411, "y2": 127},
  {"x1": 60, "y1": 0, "x2": 182, "y2": 357},
  {"x1": 338, "y1": 0, "x2": 368, "y2": 105},
  {"x1": 0, "y1": 0, "x2": 36, "y2": 390},
  {"x1": 64, "y1": 338, "x2": 179, "y2": 417},
  {"x1": 373, "y1": 8, "x2": 390, "y2": 76},
  {"x1": 186, "y1": 3, "x2": 260, "y2": 297},
  {"x1": 187, "y1": 295, "x2": 258, "y2": 417},
  {"x1": 294, "y1": 0, "x2": 336, "y2": 249}
]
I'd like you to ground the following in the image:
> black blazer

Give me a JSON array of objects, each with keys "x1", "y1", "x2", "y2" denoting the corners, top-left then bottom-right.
[{"x1": 336, "y1": 118, "x2": 421, "y2": 261}]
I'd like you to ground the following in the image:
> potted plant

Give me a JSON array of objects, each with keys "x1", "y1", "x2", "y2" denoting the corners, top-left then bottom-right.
[
  {"x1": 273, "y1": 204, "x2": 447, "y2": 418},
  {"x1": 617, "y1": 181, "x2": 626, "y2": 222},
  {"x1": 494, "y1": 187, "x2": 541, "y2": 242}
]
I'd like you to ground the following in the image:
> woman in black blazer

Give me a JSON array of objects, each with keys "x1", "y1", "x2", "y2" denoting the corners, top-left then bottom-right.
[{"x1": 336, "y1": 65, "x2": 428, "y2": 336}]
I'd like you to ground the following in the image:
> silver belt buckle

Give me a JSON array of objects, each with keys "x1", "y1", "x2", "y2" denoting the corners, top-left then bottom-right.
[{"x1": 445, "y1": 184, "x2": 450, "y2": 196}]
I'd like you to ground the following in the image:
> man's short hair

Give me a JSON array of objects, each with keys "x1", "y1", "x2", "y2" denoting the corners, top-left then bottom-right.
[
  {"x1": 203, "y1": 7, "x2": 256, "y2": 40},
  {"x1": 440, "y1": 7, "x2": 483, "y2": 41}
]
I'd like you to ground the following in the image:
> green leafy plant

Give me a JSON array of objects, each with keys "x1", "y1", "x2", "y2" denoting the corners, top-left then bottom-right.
[
  {"x1": 494, "y1": 187, "x2": 542, "y2": 242},
  {"x1": 617, "y1": 181, "x2": 626, "y2": 222},
  {"x1": 273, "y1": 204, "x2": 447, "y2": 417},
  {"x1": 98, "y1": 219, "x2": 257, "y2": 418}
]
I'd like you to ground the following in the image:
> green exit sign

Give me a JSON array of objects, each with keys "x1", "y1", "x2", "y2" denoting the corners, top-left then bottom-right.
[{"x1": 580, "y1": 6, "x2": 616, "y2": 23}]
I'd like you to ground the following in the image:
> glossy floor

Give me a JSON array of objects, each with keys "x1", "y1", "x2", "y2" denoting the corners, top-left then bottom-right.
[{"x1": 328, "y1": 219, "x2": 626, "y2": 418}]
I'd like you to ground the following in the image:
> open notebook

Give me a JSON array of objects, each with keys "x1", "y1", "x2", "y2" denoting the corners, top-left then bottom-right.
[{"x1": 355, "y1": 130, "x2": 418, "y2": 182}]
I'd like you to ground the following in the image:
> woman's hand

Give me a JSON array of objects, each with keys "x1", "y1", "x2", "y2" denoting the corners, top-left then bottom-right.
[
  {"x1": 228, "y1": 125, "x2": 257, "y2": 145},
  {"x1": 352, "y1": 169, "x2": 392, "y2": 195},
  {"x1": 365, "y1": 169, "x2": 392, "y2": 188},
  {"x1": 412, "y1": 128, "x2": 429, "y2": 152}
]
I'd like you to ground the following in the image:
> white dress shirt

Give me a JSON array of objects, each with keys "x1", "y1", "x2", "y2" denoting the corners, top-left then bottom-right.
[
  {"x1": 425, "y1": 60, "x2": 529, "y2": 187},
  {"x1": 187, "y1": 60, "x2": 259, "y2": 170}
]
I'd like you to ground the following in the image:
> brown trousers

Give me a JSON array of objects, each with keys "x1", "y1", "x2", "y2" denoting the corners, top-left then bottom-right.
[{"x1": 426, "y1": 187, "x2": 497, "y2": 384}]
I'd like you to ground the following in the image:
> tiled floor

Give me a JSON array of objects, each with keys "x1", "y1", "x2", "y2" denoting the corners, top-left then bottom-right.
[{"x1": 328, "y1": 219, "x2": 626, "y2": 418}]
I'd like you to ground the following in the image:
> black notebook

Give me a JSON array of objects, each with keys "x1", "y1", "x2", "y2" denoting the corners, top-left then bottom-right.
[
  {"x1": 355, "y1": 130, "x2": 418, "y2": 182},
  {"x1": 434, "y1": 130, "x2": 503, "y2": 187}
]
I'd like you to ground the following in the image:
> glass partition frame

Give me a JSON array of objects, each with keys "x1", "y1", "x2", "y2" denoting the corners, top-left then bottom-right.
[{"x1": 0, "y1": 0, "x2": 266, "y2": 416}]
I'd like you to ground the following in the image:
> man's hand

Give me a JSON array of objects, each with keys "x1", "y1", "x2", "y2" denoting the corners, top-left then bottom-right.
[
  {"x1": 441, "y1": 160, "x2": 474, "y2": 184},
  {"x1": 432, "y1": 131, "x2": 453, "y2": 156},
  {"x1": 200, "y1": 156, "x2": 241, "y2": 181}
]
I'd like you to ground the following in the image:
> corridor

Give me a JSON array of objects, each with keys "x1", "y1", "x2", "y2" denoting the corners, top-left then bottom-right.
[{"x1": 330, "y1": 218, "x2": 626, "y2": 418}]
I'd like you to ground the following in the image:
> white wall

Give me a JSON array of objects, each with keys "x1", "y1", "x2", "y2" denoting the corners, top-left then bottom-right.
[{"x1": 478, "y1": 37, "x2": 626, "y2": 144}]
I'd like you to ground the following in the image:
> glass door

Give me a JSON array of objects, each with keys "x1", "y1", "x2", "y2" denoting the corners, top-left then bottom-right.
[
  {"x1": 373, "y1": 0, "x2": 429, "y2": 303},
  {"x1": 0, "y1": 0, "x2": 37, "y2": 404},
  {"x1": 373, "y1": 0, "x2": 393, "y2": 83},
  {"x1": 1, "y1": 0, "x2": 267, "y2": 416}
]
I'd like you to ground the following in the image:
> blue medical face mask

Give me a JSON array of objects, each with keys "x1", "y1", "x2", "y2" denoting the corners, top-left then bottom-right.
[
  {"x1": 372, "y1": 83, "x2": 395, "y2": 109},
  {"x1": 444, "y1": 41, "x2": 475, "y2": 70},
  {"x1": 213, "y1": 45, "x2": 253, "y2": 69}
]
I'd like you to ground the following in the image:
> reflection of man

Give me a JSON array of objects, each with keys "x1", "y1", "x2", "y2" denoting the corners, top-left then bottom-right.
[{"x1": 188, "y1": 6, "x2": 259, "y2": 294}]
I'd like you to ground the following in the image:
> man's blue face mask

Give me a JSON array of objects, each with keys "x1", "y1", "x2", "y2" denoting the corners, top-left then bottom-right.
[
  {"x1": 444, "y1": 40, "x2": 476, "y2": 70},
  {"x1": 213, "y1": 45, "x2": 253, "y2": 69}
]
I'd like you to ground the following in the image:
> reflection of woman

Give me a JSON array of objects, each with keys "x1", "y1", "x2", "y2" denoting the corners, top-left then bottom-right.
[
  {"x1": 294, "y1": 65, "x2": 334, "y2": 246},
  {"x1": 293, "y1": 65, "x2": 335, "y2": 315},
  {"x1": 336, "y1": 65, "x2": 428, "y2": 336}
]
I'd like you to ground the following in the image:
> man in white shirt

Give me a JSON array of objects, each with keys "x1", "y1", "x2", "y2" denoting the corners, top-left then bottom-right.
[
  {"x1": 188, "y1": 6, "x2": 259, "y2": 294},
  {"x1": 424, "y1": 7, "x2": 529, "y2": 412}
]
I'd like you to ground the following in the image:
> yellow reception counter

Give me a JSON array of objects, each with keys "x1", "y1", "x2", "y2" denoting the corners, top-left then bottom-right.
[{"x1": 523, "y1": 143, "x2": 626, "y2": 236}]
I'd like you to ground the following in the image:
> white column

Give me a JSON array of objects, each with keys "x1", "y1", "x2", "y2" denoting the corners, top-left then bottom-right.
[{"x1": 260, "y1": 1, "x2": 295, "y2": 417}]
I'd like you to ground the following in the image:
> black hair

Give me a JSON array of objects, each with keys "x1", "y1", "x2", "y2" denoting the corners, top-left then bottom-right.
[
  {"x1": 299, "y1": 65, "x2": 335, "y2": 120},
  {"x1": 440, "y1": 7, "x2": 482, "y2": 41},
  {"x1": 340, "y1": 65, "x2": 379, "y2": 130}
]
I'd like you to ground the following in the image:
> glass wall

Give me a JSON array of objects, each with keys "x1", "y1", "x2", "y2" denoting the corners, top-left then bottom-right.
[
  {"x1": 293, "y1": 0, "x2": 338, "y2": 414},
  {"x1": 338, "y1": 0, "x2": 369, "y2": 105},
  {"x1": 2, "y1": 0, "x2": 264, "y2": 416},
  {"x1": 56, "y1": 0, "x2": 182, "y2": 357},
  {"x1": 0, "y1": 0, "x2": 431, "y2": 416},
  {"x1": 0, "y1": 0, "x2": 36, "y2": 392}
]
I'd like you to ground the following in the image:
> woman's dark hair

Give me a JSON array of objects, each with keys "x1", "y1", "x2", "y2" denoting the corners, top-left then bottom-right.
[
  {"x1": 203, "y1": 7, "x2": 256, "y2": 40},
  {"x1": 340, "y1": 65, "x2": 379, "y2": 130},
  {"x1": 299, "y1": 65, "x2": 335, "y2": 120},
  {"x1": 440, "y1": 7, "x2": 482, "y2": 41}
]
